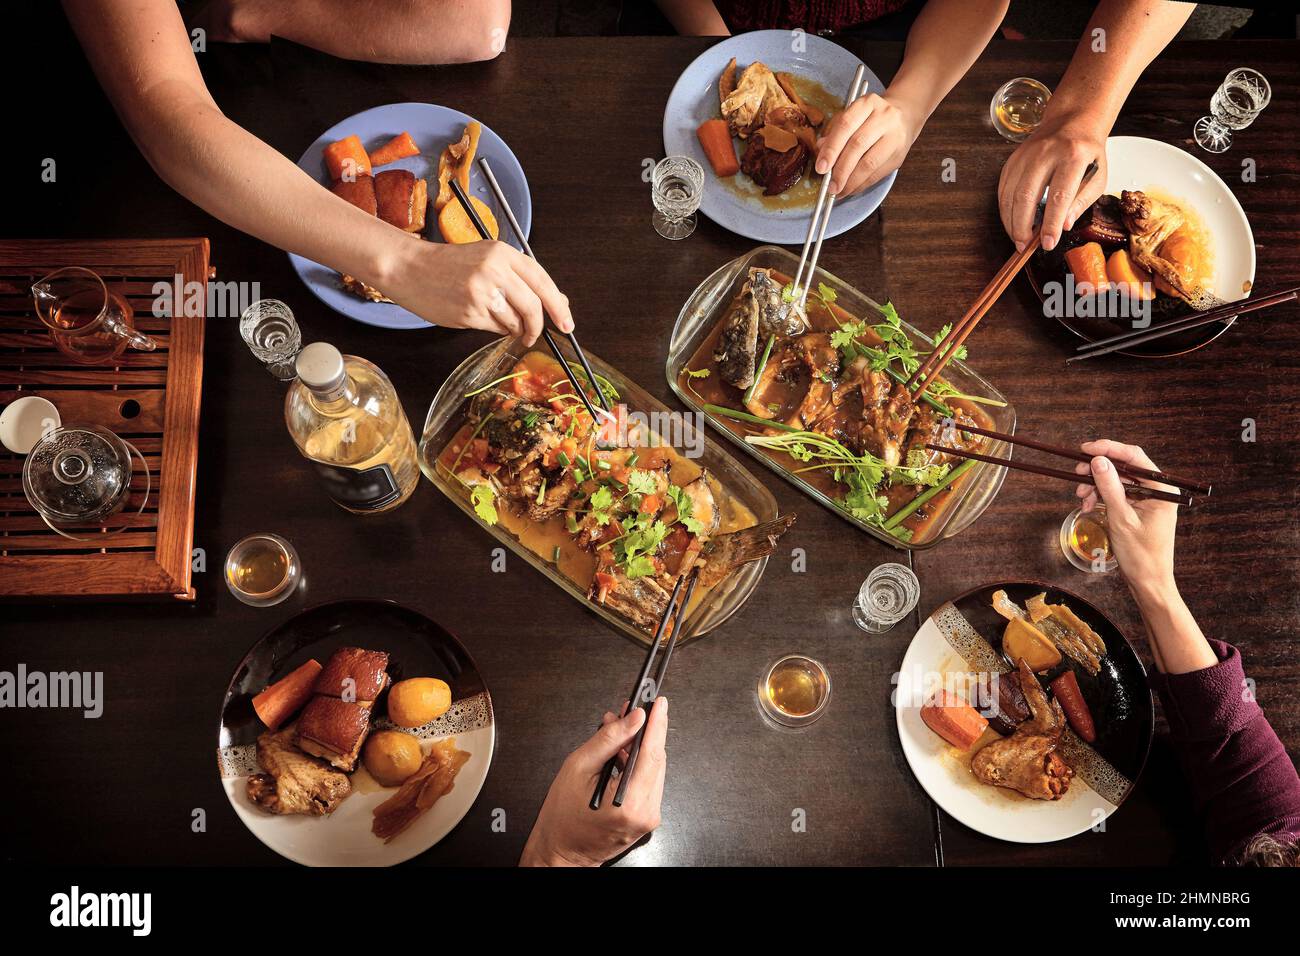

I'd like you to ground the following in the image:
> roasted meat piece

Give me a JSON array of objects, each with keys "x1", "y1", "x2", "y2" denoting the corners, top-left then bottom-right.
[
  {"x1": 314, "y1": 646, "x2": 390, "y2": 702},
  {"x1": 1075, "y1": 194, "x2": 1127, "y2": 246},
  {"x1": 374, "y1": 169, "x2": 429, "y2": 233},
  {"x1": 332, "y1": 173, "x2": 377, "y2": 216},
  {"x1": 296, "y1": 696, "x2": 373, "y2": 771},
  {"x1": 971, "y1": 659, "x2": 1074, "y2": 800},
  {"x1": 740, "y1": 132, "x2": 811, "y2": 196},
  {"x1": 246, "y1": 727, "x2": 352, "y2": 816}
]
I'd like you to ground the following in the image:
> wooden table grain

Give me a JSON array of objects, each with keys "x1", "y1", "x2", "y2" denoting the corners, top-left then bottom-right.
[{"x1": 2, "y1": 34, "x2": 1296, "y2": 867}]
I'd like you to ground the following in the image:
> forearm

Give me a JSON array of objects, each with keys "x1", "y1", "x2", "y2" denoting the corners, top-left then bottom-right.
[
  {"x1": 132, "y1": 81, "x2": 412, "y2": 290},
  {"x1": 885, "y1": 0, "x2": 1008, "y2": 121},
  {"x1": 217, "y1": 0, "x2": 510, "y2": 63},
  {"x1": 1040, "y1": 0, "x2": 1194, "y2": 135},
  {"x1": 654, "y1": 0, "x2": 729, "y2": 35},
  {"x1": 1129, "y1": 581, "x2": 1218, "y2": 675}
]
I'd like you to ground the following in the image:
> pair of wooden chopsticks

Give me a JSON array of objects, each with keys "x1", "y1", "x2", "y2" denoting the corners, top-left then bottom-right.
[
  {"x1": 1067, "y1": 285, "x2": 1299, "y2": 362},
  {"x1": 905, "y1": 163, "x2": 1101, "y2": 398},
  {"x1": 590, "y1": 568, "x2": 699, "y2": 810},
  {"x1": 788, "y1": 64, "x2": 867, "y2": 313},
  {"x1": 449, "y1": 173, "x2": 611, "y2": 425},
  {"x1": 926, "y1": 420, "x2": 1209, "y2": 507}
]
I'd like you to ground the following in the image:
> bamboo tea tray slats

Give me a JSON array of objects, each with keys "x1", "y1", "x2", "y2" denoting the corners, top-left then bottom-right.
[{"x1": 0, "y1": 239, "x2": 207, "y2": 599}]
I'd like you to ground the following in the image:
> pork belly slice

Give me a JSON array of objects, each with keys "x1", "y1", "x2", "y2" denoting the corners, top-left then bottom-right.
[
  {"x1": 296, "y1": 696, "x2": 373, "y2": 771},
  {"x1": 331, "y1": 173, "x2": 377, "y2": 216},
  {"x1": 313, "y1": 646, "x2": 390, "y2": 702}
]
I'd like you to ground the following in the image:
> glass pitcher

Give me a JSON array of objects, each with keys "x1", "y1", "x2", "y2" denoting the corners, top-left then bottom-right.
[{"x1": 32, "y1": 266, "x2": 157, "y2": 365}]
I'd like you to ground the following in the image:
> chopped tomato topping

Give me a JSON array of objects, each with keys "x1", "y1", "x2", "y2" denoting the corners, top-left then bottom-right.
[{"x1": 639, "y1": 493, "x2": 662, "y2": 515}]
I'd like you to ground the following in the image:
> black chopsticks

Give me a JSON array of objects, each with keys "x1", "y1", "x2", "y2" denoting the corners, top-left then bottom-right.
[
  {"x1": 448, "y1": 178, "x2": 608, "y2": 426},
  {"x1": 590, "y1": 568, "x2": 699, "y2": 810},
  {"x1": 474, "y1": 158, "x2": 611, "y2": 416},
  {"x1": 925, "y1": 420, "x2": 1208, "y2": 508},
  {"x1": 1066, "y1": 286, "x2": 1299, "y2": 362}
]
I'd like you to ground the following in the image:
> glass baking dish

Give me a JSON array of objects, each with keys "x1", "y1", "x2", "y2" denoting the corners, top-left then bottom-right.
[
  {"x1": 665, "y1": 245, "x2": 1015, "y2": 551},
  {"x1": 419, "y1": 336, "x2": 782, "y2": 647}
]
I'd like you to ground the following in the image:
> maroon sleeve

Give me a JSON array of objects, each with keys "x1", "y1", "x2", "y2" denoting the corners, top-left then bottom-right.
[{"x1": 1150, "y1": 640, "x2": 1300, "y2": 864}]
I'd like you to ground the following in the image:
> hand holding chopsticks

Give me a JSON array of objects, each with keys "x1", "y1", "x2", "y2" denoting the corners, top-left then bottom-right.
[
  {"x1": 590, "y1": 568, "x2": 698, "y2": 810},
  {"x1": 449, "y1": 178, "x2": 611, "y2": 425},
  {"x1": 926, "y1": 421, "x2": 1208, "y2": 508},
  {"x1": 789, "y1": 64, "x2": 866, "y2": 314},
  {"x1": 906, "y1": 162, "x2": 1099, "y2": 399}
]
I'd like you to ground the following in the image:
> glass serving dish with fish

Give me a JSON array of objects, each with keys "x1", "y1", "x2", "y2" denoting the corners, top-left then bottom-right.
[
  {"x1": 667, "y1": 246, "x2": 1015, "y2": 551},
  {"x1": 419, "y1": 337, "x2": 794, "y2": 647}
]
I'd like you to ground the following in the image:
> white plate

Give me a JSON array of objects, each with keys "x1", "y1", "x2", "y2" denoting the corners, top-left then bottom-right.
[
  {"x1": 1104, "y1": 135, "x2": 1255, "y2": 305},
  {"x1": 895, "y1": 584, "x2": 1152, "y2": 844},
  {"x1": 217, "y1": 600, "x2": 495, "y2": 866}
]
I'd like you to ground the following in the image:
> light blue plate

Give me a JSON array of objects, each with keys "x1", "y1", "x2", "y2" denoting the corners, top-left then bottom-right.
[
  {"x1": 662, "y1": 30, "x2": 894, "y2": 245},
  {"x1": 289, "y1": 102, "x2": 532, "y2": 330}
]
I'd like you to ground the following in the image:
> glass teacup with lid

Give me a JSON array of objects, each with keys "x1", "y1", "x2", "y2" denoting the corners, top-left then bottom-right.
[{"x1": 22, "y1": 424, "x2": 151, "y2": 539}]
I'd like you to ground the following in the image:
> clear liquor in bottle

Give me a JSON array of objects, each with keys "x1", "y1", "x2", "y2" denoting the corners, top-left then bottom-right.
[{"x1": 285, "y1": 342, "x2": 420, "y2": 513}]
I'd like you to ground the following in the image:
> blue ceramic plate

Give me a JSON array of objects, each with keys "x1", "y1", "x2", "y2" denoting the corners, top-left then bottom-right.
[
  {"x1": 662, "y1": 30, "x2": 894, "y2": 245},
  {"x1": 290, "y1": 102, "x2": 532, "y2": 330}
]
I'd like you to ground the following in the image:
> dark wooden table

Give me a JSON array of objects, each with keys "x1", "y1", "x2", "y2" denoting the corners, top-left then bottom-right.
[{"x1": 3, "y1": 32, "x2": 1297, "y2": 866}]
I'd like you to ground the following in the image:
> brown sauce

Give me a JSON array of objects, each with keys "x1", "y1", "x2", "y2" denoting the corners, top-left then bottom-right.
[{"x1": 678, "y1": 271, "x2": 994, "y2": 544}]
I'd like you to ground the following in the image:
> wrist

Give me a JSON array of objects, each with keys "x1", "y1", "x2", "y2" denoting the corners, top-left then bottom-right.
[
  {"x1": 1127, "y1": 574, "x2": 1180, "y2": 614},
  {"x1": 519, "y1": 837, "x2": 595, "y2": 868},
  {"x1": 882, "y1": 78, "x2": 935, "y2": 137},
  {"x1": 366, "y1": 229, "x2": 423, "y2": 293}
]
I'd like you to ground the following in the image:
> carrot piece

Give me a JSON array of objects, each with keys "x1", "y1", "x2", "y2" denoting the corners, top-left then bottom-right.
[
  {"x1": 323, "y1": 134, "x2": 372, "y2": 182},
  {"x1": 438, "y1": 195, "x2": 499, "y2": 244},
  {"x1": 1050, "y1": 671, "x2": 1097, "y2": 743},
  {"x1": 368, "y1": 131, "x2": 420, "y2": 167},
  {"x1": 696, "y1": 118, "x2": 740, "y2": 177},
  {"x1": 252, "y1": 659, "x2": 322, "y2": 730},
  {"x1": 1064, "y1": 242, "x2": 1109, "y2": 293},
  {"x1": 920, "y1": 689, "x2": 989, "y2": 750},
  {"x1": 1105, "y1": 249, "x2": 1154, "y2": 300}
]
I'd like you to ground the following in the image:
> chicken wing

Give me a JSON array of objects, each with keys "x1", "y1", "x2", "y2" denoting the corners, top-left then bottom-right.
[{"x1": 970, "y1": 659, "x2": 1074, "y2": 800}]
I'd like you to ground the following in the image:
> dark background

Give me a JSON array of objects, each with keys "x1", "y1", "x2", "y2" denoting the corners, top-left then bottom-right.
[{"x1": 1, "y1": 3, "x2": 1297, "y2": 866}]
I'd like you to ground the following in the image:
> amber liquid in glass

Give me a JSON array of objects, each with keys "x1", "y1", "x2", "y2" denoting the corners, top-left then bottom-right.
[
  {"x1": 52, "y1": 290, "x2": 134, "y2": 364},
  {"x1": 766, "y1": 659, "x2": 827, "y2": 717},
  {"x1": 1069, "y1": 513, "x2": 1112, "y2": 564},
  {"x1": 228, "y1": 538, "x2": 289, "y2": 596}
]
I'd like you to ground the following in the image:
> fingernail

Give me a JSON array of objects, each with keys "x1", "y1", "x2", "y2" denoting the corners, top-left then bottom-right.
[
  {"x1": 1015, "y1": 240, "x2": 1025, "y2": 253},
  {"x1": 1042, "y1": 235, "x2": 1056, "y2": 252},
  {"x1": 1092, "y1": 456, "x2": 1110, "y2": 473},
  {"x1": 815, "y1": 159, "x2": 828, "y2": 174}
]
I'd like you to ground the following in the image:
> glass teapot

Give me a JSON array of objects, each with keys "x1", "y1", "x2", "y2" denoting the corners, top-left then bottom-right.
[{"x1": 21, "y1": 424, "x2": 152, "y2": 540}]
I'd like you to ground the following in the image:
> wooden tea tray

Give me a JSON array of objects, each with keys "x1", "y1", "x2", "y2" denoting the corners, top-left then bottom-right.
[{"x1": 0, "y1": 239, "x2": 207, "y2": 599}]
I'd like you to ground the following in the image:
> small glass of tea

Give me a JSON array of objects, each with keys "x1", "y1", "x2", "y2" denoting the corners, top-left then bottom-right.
[
  {"x1": 990, "y1": 77, "x2": 1051, "y2": 143},
  {"x1": 225, "y1": 533, "x2": 302, "y2": 606},
  {"x1": 758, "y1": 655, "x2": 831, "y2": 729},
  {"x1": 1060, "y1": 505, "x2": 1117, "y2": 573}
]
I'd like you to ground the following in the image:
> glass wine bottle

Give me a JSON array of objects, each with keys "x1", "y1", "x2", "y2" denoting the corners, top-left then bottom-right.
[{"x1": 285, "y1": 342, "x2": 420, "y2": 514}]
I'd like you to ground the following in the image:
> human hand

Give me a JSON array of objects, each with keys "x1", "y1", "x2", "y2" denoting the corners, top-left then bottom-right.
[
  {"x1": 380, "y1": 236, "x2": 573, "y2": 345},
  {"x1": 997, "y1": 111, "x2": 1108, "y2": 253},
  {"x1": 520, "y1": 698, "x2": 667, "y2": 867},
  {"x1": 1074, "y1": 439, "x2": 1179, "y2": 605},
  {"x1": 814, "y1": 92, "x2": 922, "y2": 198}
]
